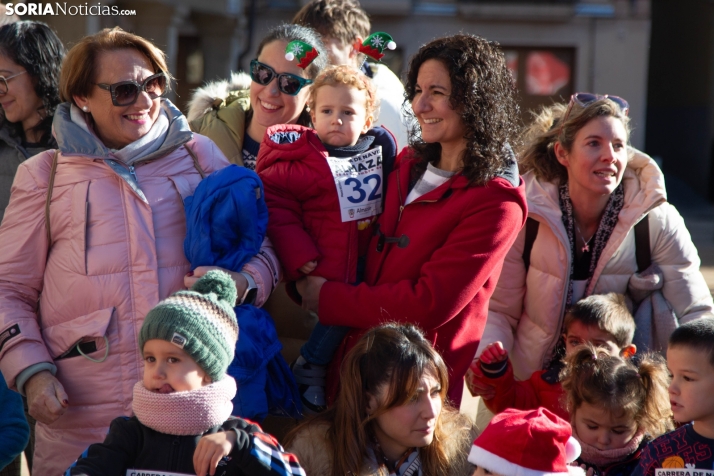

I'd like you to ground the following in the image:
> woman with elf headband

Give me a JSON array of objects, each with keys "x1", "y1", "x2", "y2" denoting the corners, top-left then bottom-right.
[{"x1": 188, "y1": 23, "x2": 328, "y2": 171}]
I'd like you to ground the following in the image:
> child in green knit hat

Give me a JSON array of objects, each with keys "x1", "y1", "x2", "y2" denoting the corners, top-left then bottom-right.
[{"x1": 66, "y1": 270, "x2": 306, "y2": 476}]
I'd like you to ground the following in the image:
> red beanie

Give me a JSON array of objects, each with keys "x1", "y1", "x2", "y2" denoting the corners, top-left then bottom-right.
[{"x1": 468, "y1": 408, "x2": 585, "y2": 476}]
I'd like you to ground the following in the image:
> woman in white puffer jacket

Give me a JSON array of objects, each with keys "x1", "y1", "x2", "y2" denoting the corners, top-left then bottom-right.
[{"x1": 470, "y1": 95, "x2": 713, "y2": 390}]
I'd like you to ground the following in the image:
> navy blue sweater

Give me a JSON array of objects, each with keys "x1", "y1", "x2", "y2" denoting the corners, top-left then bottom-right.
[{"x1": 0, "y1": 373, "x2": 29, "y2": 469}]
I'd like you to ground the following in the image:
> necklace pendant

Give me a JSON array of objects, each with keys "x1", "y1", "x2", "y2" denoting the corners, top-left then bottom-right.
[{"x1": 582, "y1": 243, "x2": 590, "y2": 253}]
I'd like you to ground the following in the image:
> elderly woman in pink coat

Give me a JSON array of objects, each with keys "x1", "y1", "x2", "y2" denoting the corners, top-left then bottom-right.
[{"x1": 0, "y1": 28, "x2": 279, "y2": 475}]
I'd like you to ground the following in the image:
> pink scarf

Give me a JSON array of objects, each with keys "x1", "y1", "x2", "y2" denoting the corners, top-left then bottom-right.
[
  {"x1": 572, "y1": 426, "x2": 645, "y2": 467},
  {"x1": 132, "y1": 377, "x2": 236, "y2": 436}
]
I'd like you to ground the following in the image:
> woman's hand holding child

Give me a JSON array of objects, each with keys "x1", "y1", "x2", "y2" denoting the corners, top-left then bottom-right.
[{"x1": 299, "y1": 260, "x2": 317, "y2": 275}]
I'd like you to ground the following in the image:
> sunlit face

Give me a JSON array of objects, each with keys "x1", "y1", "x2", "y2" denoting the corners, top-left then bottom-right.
[
  {"x1": 74, "y1": 48, "x2": 162, "y2": 150},
  {"x1": 556, "y1": 116, "x2": 629, "y2": 201},
  {"x1": 248, "y1": 39, "x2": 312, "y2": 142},
  {"x1": 142, "y1": 339, "x2": 210, "y2": 393},
  {"x1": 411, "y1": 59, "x2": 467, "y2": 154},
  {"x1": 311, "y1": 83, "x2": 371, "y2": 147},
  {"x1": 563, "y1": 320, "x2": 622, "y2": 357},
  {"x1": 573, "y1": 401, "x2": 638, "y2": 451},
  {"x1": 0, "y1": 54, "x2": 43, "y2": 131},
  {"x1": 368, "y1": 371, "x2": 443, "y2": 460},
  {"x1": 667, "y1": 346, "x2": 714, "y2": 428}
]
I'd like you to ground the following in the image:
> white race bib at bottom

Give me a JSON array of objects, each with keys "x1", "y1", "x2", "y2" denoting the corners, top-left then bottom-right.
[
  {"x1": 325, "y1": 146, "x2": 383, "y2": 222},
  {"x1": 126, "y1": 470, "x2": 193, "y2": 476},
  {"x1": 656, "y1": 469, "x2": 714, "y2": 476}
]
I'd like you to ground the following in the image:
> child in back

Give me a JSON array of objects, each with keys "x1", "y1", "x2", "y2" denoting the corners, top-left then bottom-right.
[
  {"x1": 257, "y1": 64, "x2": 397, "y2": 413},
  {"x1": 466, "y1": 293, "x2": 637, "y2": 420},
  {"x1": 561, "y1": 345, "x2": 672, "y2": 476},
  {"x1": 633, "y1": 318, "x2": 714, "y2": 476},
  {"x1": 66, "y1": 271, "x2": 305, "y2": 476},
  {"x1": 468, "y1": 407, "x2": 586, "y2": 476}
]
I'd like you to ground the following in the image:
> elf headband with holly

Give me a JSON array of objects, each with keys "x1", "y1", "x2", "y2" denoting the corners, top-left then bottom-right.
[
  {"x1": 356, "y1": 32, "x2": 397, "y2": 61},
  {"x1": 285, "y1": 40, "x2": 320, "y2": 69}
]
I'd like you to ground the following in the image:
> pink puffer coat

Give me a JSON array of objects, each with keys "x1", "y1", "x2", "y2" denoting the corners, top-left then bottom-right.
[{"x1": 0, "y1": 103, "x2": 238, "y2": 474}]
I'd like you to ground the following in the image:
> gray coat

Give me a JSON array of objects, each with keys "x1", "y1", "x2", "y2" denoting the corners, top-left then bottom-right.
[{"x1": 0, "y1": 123, "x2": 53, "y2": 223}]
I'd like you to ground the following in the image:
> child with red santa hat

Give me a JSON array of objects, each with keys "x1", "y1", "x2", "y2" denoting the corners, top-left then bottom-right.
[{"x1": 468, "y1": 407, "x2": 586, "y2": 476}]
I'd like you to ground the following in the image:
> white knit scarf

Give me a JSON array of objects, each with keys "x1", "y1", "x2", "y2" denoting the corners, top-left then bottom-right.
[{"x1": 132, "y1": 377, "x2": 236, "y2": 436}]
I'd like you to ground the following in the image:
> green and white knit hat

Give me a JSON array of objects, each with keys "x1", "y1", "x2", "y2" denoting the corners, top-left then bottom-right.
[{"x1": 139, "y1": 270, "x2": 238, "y2": 382}]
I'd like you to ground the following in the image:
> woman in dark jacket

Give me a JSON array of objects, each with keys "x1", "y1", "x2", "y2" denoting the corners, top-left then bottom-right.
[{"x1": 0, "y1": 21, "x2": 64, "y2": 222}]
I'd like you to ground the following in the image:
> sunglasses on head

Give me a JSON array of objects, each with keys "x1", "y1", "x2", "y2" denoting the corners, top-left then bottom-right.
[
  {"x1": 250, "y1": 60, "x2": 312, "y2": 96},
  {"x1": 95, "y1": 72, "x2": 168, "y2": 107},
  {"x1": 562, "y1": 92, "x2": 629, "y2": 125}
]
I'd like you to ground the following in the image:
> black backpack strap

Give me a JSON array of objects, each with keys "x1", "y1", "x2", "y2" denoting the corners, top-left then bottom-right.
[
  {"x1": 634, "y1": 214, "x2": 651, "y2": 273},
  {"x1": 522, "y1": 217, "x2": 539, "y2": 272}
]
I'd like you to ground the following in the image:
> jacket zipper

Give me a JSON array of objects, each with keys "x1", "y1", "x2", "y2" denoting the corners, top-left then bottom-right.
[
  {"x1": 395, "y1": 170, "x2": 438, "y2": 222},
  {"x1": 170, "y1": 435, "x2": 180, "y2": 470},
  {"x1": 129, "y1": 164, "x2": 137, "y2": 182}
]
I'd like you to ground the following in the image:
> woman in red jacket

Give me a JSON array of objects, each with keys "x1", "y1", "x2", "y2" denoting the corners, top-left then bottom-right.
[{"x1": 298, "y1": 34, "x2": 527, "y2": 405}]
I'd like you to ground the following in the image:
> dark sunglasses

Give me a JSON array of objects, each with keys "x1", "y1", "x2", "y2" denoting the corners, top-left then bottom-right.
[
  {"x1": 96, "y1": 72, "x2": 168, "y2": 107},
  {"x1": 249, "y1": 60, "x2": 312, "y2": 96},
  {"x1": 562, "y1": 92, "x2": 629, "y2": 125}
]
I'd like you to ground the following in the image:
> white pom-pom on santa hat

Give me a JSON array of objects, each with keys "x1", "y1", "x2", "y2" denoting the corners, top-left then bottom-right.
[
  {"x1": 565, "y1": 437, "x2": 581, "y2": 464},
  {"x1": 285, "y1": 52, "x2": 295, "y2": 61},
  {"x1": 468, "y1": 408, "x2": 586, "y2": 476},
  {"x1": 387, "y1": 41, "x2": 396, "y2": 50}
]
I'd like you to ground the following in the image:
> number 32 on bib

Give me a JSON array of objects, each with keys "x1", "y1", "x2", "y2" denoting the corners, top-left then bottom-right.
[{"x1": 326, "y1": 147, "x2": 384, "y2": 222}]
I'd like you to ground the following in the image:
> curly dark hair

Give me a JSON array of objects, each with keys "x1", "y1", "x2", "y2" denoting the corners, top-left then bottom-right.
[
  {"x1": 404, "y1": 34, "x2": 520, "y2": 186},
  {"x1": 0, "y1": 21, "x2": 65, "y2": 144}
]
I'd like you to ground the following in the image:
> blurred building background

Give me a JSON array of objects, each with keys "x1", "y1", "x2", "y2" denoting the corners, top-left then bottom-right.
[{"x1": 9, "y1": 0, "x2": 714, "y2": 200}]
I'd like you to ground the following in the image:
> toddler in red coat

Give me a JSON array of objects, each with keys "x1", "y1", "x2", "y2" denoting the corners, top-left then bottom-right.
[
  {"x1": 466, "y1": 293, "x2": 637, "y2": 420},
  {"x1": 256, "y1": 64, "x2": 397, "y2": 414}
]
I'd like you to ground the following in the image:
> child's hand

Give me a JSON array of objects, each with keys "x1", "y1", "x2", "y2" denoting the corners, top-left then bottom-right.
[
  {"x1": 299, "y1": 260, "x2": 317, "y2": 275},
  {"x1": 193, "y1": 430, "x2": 237, "y2": 476},
  {"x1": 479, "y1": 341, "x2": 508, "y2": 364},
  {"x1": 579, "y1": 463, "x2": 595, "y2": 476},
  {"x1": 465, "y1": 360, "x2": 496, "y2": 399}
]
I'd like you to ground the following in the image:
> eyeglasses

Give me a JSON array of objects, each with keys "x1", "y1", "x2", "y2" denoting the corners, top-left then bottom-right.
[
  {"x1": 96, "y1": 72, "x2": 168, "y2": 107},
  {"x1": 249, "y1": 60, "x2": 312, "y2": 96},
  {"x1": 562, "y1": 92, "x2": 629, "y2": 125},
  {"x1": 0, "y1": 71, "x2": 27, "y2": 96}
]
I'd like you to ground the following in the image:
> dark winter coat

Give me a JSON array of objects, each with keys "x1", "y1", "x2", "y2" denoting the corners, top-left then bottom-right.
[{"x1": 65, "y1": 415, "x2": 305, "y2": 476}]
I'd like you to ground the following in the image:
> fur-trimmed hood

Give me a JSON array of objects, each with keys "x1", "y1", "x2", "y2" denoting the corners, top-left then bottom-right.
[
  {"x1": 187, "y1": 72, "x2": 251, "y2": 124},
  {"x1": 187, "y1": 72, "x2": 252, "y2": 166}
]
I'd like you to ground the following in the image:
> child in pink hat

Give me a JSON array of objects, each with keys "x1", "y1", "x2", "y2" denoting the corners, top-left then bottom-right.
[{"x1": 468, "y1": 407, "x2": 585, "y2": 476}]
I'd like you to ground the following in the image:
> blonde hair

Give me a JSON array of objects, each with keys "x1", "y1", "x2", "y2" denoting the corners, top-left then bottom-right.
[
  {"x1": 285, "y1": 323, "x2": 471, "y2": 476},
  {"x1": 560, "y1": 345, "x2": 673, "y2": 438},
  {"x1": 308, "y1": 64, "x2": 379, "y2": 122},
  {"x1": 60, "y1": 27, "x2": 171, "y2": 104},
  {"x1": 518, "y1": 98, "x2": 630, "y2": 184},
  {"x1": 563, "y1": 293, "x2": 635, "y2": 348}
]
